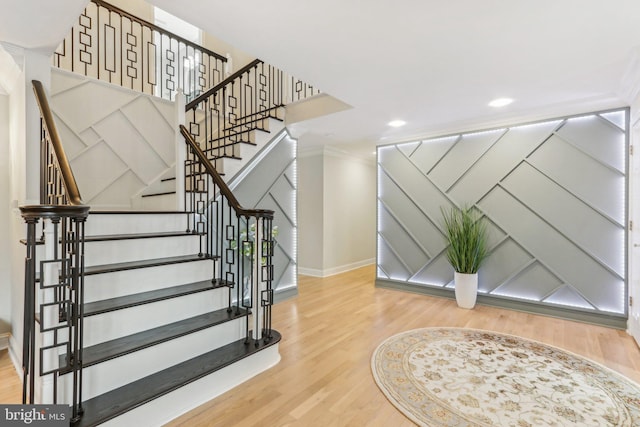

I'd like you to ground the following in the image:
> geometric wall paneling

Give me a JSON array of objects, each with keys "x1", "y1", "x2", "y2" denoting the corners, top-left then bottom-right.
[
  {"x1": 88, "y1": 170, "x2": 146, "y2": 207},
  {"x1": 377, "y1": 108, "x2": 628, "y2": 325},
  {"x1": 92, "y1": 110, "x2": 169, "y2": 183},
  {"x1": 478, "y1": 238, "x2": 533, "y2": 294},
  {"x1": 428, "y1": 129, "x2": 505, "y2": 192},
  {"x1": 120, "y1": 97, "x2": 175, "y2": 164},
  {"x1": 51, "y1": 68, "x2": 177, "y2": 209},
  {"x1": 378, "y1": 202, "x2": 429, "y2": 274},
  {"x1": 478, "y1": 186, "x2": 624, "y2": 313},
  {"x1": 50, "y1": 75, "x2": 138, "y2": 133},
  {"x1": 447, "y1": 121, "x2": 561, "y2": 205},
  {"x1": 501, "y1": 162, "x2": 623, "y2": 274},
  {"x1": 228, "y1": 131, "x2": 297, "y2": 293},
  {"x1": 52, "y1": 112, "x2": 89, "y2": 158},
  {"x1": 410, "y1": 251, "x2": 454, "y2": 288},
  {"x1": 527, "y1": 134, "x2": 625, "y2": 224},
  {"x1": 63, "y1": 141, "x2": 131, "y2": 201}
]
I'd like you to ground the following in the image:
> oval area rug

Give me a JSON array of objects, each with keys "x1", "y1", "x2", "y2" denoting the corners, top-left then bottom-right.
[{"x1": 371, "y1": 328, "x2": 640, "y2": 426}]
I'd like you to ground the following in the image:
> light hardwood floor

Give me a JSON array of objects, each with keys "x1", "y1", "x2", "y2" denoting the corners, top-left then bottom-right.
[{"x1": 2, "y1": 265, "x2": 640, "y2": 426}]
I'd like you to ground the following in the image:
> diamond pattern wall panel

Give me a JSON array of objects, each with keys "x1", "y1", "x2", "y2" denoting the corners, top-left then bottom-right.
[{"x1": 377, "y1": 110, "x2": 628, "y2": 317}]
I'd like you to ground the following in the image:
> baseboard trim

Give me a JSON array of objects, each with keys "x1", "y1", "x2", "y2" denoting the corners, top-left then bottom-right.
[
  {"x1": 0, "y1": 332, "x2": 9, "y2": 350},
  {"x1": 275, "y1": 287, "x2": 298, "y2": 303},
  {"x1": 375, "y1": 278, "x2": 628, "y2": 329},
  {"x1": 8, "y1": 335, "x2": 22, "y2": 379},
  {"x1": 299, "y1": 258, "x2": 375, "y2": 278}
]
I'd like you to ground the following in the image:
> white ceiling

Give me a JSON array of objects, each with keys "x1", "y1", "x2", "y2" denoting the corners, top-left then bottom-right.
[
  {"x1": 3, "y1": 0, "x2": 640, "y2": 155},
  {"x1": 147, "y1": 0, "x2": 640, "y2": 153},
  {"x1": 0, "y1": 0, "x2": 89, "y2": 51}
]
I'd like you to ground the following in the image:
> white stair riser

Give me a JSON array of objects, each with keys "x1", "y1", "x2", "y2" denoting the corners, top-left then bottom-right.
[
  {"x1": 82, "y1": 288, "x2": 230, "y2": 347},
  {"x1": 86, "y1": 213, "x2": 189, "y2": 235},
  {"x1": 84, "y1": 260, "x2": 215, "y2": 302},
  {"x1": 84, "y1": 235, "x2": 202, "y2": 266},
  {"x1": 99, "y1": 344, "x2": 280, "y2": 427},
  {"x1": 136, "y1": 193, "x2": 177, "y2": 211},
  {"x1": 59, "y1": 319, "x2": 246, "y2": 401},
  {"x1": 141, "y1": 178, "x2": 176, "y2": 196}
]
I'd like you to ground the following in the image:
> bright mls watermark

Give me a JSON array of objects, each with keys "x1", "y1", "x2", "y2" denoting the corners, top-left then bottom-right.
[{"x1": 0, "y1": 405, "x2": 69, "y2": 426}]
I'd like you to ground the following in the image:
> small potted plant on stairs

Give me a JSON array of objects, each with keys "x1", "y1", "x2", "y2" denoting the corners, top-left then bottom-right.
[{"x1": 441, "y1": 204, "x2": 488, "y2": 309}]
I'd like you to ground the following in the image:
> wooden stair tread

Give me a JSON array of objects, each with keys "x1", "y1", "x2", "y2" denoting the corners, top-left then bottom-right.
[
  {"x1": 84, "y1": 254, "x2": 216, "y2": 276},
  {"x1": 61, "y1": 307, "x2": 248, "y2": 372},
  {"x1": 84, "y1": 279, "x2": 232, "y2": 316},
  {"x1": 72, "y1": 330, "x2": 281, "y2": 427},
  {"x1": 84, "y1": 231, "x2": 203, "y2": 242},
  {"x1": 89, "y1": 210, "x2": 192, "y2": 215}
]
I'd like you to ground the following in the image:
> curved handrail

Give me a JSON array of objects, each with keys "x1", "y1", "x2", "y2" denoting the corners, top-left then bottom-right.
[
  {"x1": 185, "y1": 59, "x2": 263, "y2": 111},
  {"x1": 32, "y1": 80, "x2": 84, "y2": 206},
  {"x1": 179, "y1": 125, "x2": 274, "y2": 219}
]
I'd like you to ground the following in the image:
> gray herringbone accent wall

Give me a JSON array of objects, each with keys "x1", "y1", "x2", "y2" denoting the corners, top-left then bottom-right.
[
  {"x1": 230, "y1": 130, "x2": 297, "y2": 292},
  {"x1": 377, "y1": 109, "x2": 628, "y2": 319}
]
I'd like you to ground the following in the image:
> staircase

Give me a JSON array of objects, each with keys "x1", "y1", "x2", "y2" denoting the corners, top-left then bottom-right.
[
  {"x1": 18, "y1": 1, "x2": 312, "y2": 424},
  {"x1": 22, "y1": 74, "x2": 284, "y2": 425},
  {"x1": 67, "y1": 210, "x2": 280, "y2": 427},
  {"x1": 138, "y1": 113, "x2": 286, "y2": 210}
]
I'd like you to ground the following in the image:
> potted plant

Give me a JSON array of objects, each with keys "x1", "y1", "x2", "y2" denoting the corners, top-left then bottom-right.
[{"x1": 441, "y1": 205, "x2": 488, "y2": 309}]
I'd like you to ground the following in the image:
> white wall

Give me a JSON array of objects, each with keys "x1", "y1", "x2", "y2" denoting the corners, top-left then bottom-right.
[
  {"x1": 0, "y1": 94, "x2": 11, "y2": 335},
  {"x1": 298, "y1": 154, "x2": 323, "y2": 271},
  {"x1": 298, "y1": 144, "x2": 376, "y2": 276},
  {"x1": 323, "y1": 151, "x2": 376, "y2": 274},
  {"x1": 6, "y1": 48, "x2": 51, "y2": 359}
]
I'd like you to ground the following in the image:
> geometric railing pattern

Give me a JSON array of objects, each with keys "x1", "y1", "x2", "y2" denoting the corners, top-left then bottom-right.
[
  {"x1": 54, "y1": 0, "x2": 226, "y2": 102},
  {"x1": 377, "y1": 109, "x2": 628, "y2": 318}
]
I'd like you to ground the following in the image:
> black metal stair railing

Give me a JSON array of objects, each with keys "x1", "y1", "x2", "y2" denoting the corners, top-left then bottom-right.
[
  {"x1": 53, "y1": 0, "x2": 227, "y2": 102},
  {"x1": 184, "y1": 59, "x2": 318, "y2": 167},
  {"x1": 180, "y1": 125, "x2": 275, "y2": 345},
  {"x1": 21, "y1": 80, "x2": 90, "y2": 423}
]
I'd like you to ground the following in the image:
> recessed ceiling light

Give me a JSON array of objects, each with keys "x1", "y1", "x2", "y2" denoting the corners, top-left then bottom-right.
[
  {"x1": 388, "y1": 120, "x2": 406, "y2": 127},
  {"x1": 488, "y1": 98, "x2": 513, "y2": 108}
]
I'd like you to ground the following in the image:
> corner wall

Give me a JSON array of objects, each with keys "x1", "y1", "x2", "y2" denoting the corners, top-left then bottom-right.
[{"x1": 298, "y1": 145, "x2": 376, "y2": 277}]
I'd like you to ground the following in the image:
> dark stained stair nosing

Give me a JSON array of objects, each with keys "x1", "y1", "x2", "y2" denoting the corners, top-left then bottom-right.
[
  {"x1": 141, "y1": 191, "x2": 176, "y2": 198},
  {"x1": 72, "y1": 330, "x2": 281, "y2": 427},
  {"x1": 84, "y1": 279, "x2": 233, "y2": 316},
  {"x1": 84, "y1": 254, "x2": 216, "y2": 276},
  {"x1": 89, "y1": 210, "x2": 193, "y2": 215},
  {"x1": 85, "y1": 231, "x2": 204, "y2": 242},
  {"x1": 61, "y1": 307, "x2": 249, "y2": 373}
]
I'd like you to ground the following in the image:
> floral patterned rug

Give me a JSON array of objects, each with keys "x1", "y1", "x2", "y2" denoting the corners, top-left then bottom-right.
[{"x1": 371, "y1": 328, "x2": 640, "y2": 426}]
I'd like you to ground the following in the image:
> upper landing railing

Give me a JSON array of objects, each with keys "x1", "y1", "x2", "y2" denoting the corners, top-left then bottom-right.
[{"x1": 53, "y1": 0, "x2": 227, "y2": 102}]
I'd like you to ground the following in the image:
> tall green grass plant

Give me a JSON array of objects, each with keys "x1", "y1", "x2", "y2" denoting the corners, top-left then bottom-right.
[{"x1": 441, "y1": 205, "x2": 488, "y2": 274}]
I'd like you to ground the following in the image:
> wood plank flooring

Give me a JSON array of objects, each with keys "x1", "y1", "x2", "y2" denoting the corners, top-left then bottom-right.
[
  {"x1": 0, "y1": 349, "x2": 21, "y2": 404},
  {"x1": 2, "y1": 265, "x2": 640, "y2": 426},
  {"x1": 167, "y1": 265, "x2": 640, "y2": 426}
]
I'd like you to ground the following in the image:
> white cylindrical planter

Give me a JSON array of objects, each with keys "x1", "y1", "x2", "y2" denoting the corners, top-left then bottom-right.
[{"x1": 454, "y1": 272, "x2": 478, "y2": 309}]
